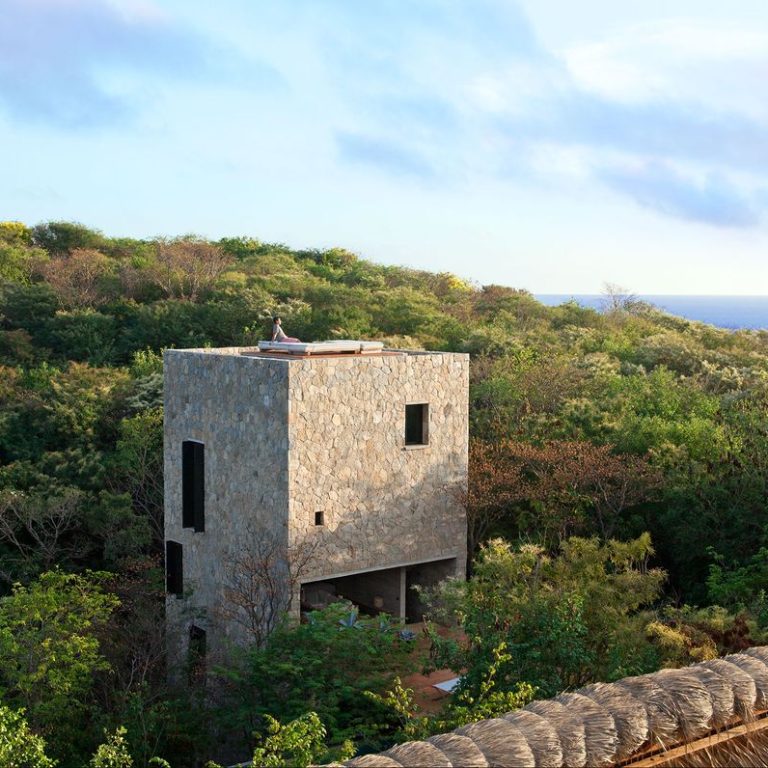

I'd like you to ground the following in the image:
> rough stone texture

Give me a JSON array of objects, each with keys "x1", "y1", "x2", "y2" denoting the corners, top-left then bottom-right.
[
  {"x1": 287, "y1": 352, "x2": 469, "y2": 581},
  {"x1": 164, "y1": 347, "x2": 291, "y2": 660},
  {"x1": 164, "y1": 347, "x2": 468, "y2": 660}
]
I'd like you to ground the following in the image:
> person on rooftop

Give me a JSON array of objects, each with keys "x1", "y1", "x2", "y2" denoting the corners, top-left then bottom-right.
[{"x1": 271, "y1": 316, "x2": 300, "y2": 343}]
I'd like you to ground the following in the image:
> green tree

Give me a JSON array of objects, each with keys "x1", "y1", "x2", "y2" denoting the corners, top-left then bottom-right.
[
  {"x1": 90, "y1": 727, "x2": 132, "y2": 768},
  {"x1": 0, "y1": 571, "x2": 119, "y2": 764},
  {"x1": 31, "y1": 222, "x2": 106, "y2": 257},
  {"x1": 708, "y1": 546, "x2": 768, "y2": 623},
  {"x1": 0, "y1": 221, "x2": 47, "y2": 286},
  {"x1": 109, "y1": 409, "x2": 164, "y2": 546},
  {"x1": 425, "y1": 535, "x2": 664, "y2": 698},
  {"x1": 0, "y1": 705, "x2": 55, "y2": 768},
  {"x1": 250, "y1": 712, "x2": 353, "y2": 768},
  {"x1": 0, "y1": 284, "x2": 59, "y2": 340},
  {"x1": 43, "y1": 309, "x2": 118, "y2": 364},
  {"x1": 0, "y1": 222, "x2": 32, "y2": 246},
  {"x1": 217, "y1": 603, "x2": 414, "y2": 754},
  {"x1": 368, "y1": 644, "x2": 535, "y2": 743}
]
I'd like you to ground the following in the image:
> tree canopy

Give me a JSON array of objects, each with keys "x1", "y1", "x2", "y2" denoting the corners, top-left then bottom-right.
[{"x1": 1, "y1": 220, "x2": 768, "y2": 764}]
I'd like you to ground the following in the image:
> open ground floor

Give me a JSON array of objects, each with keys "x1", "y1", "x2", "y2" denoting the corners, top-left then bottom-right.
[{"x1": 300, "y1": 556, "x2": 458, "y2": 622}]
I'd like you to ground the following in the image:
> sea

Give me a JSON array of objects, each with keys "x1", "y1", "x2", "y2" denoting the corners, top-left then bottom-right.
[{"x1": 535, "y1": 296, "x2": 768, "y2": 331}]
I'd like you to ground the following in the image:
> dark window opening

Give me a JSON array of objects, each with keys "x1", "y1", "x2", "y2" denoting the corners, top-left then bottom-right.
[
  {"x1": 182, "y1": 441, "x2": 205, "y2": 532},
  {"x1": 405, "y1": 403, "x2": 429, "y2": 446},
  {"x1": 315, "y1": 511, "x2": 324, "y2": 526},
  {"x1": 188, "y1": 625, "x2": 207, "y2": 683},
  {"x1": 166, "y1": 540, "x2": 183, "y2": 597}
]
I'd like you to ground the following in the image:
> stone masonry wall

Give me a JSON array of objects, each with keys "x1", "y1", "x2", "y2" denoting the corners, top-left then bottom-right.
[
  {"x1": 164, "y1": 347, "x2": 468, "y2": 660},
  {"x1": 164, "y1": 348, "x2": 290, "y2": 657},
  {"x1": 287, "y1": 351, "x2": 469, "y2": 583}
]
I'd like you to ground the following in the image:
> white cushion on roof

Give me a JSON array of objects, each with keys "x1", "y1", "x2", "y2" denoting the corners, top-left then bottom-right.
[{"x1": 257, "y1": 340, "x2": 384, "y2": 354}]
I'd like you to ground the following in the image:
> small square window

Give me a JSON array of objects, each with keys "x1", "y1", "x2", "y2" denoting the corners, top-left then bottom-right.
[
  {"x1": 314, "y1": 511, "x2": 324, "y2": 526},
  {"x1": 405, "y1": 403, "x2": 429, "y2": 446}
]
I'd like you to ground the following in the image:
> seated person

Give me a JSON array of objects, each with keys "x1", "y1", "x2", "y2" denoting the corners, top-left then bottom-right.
[{"x1": 271, "y1": 316, "x2": 300, "y2": 343}]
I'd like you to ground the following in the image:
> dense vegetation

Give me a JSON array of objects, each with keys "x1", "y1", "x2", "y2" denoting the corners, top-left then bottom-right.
[{"x1": 1, "y1": 220, "x2": 767, "y2": 765}]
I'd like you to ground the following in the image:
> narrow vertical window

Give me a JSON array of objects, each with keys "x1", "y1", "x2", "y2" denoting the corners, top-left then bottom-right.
[
  {"x1": 315, "y1": 511, "x2": 324, "y2": 526},
  {"x1": 405, "y1": 403, "x2": 429, "y2": 446},
  {"x1": 188, "y1": 625, "x2": 207, "y2": 682},
  {"x1": 166, "y1": 540, "x2": 183, "y2": 597},
  {"x1": 182, "y1": 441, "x2": 205, "y2": 532}
]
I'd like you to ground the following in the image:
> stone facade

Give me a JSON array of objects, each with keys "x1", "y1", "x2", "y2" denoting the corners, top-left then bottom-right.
[
  {"x1": 164, "y1": 346, "x2": 468, "y2": 661},
  {"x1": 288, "y1": 352, "x2": 468, "y2": 579}
]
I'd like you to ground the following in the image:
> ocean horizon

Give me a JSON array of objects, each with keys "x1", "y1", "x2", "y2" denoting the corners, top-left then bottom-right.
[{"x1": 535, "y1": 295, "x2": 768, "y2": 331}]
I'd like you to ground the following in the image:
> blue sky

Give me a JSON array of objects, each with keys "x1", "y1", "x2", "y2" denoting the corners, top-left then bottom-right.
[{"x1": 3, "y1": 0, "x2": 768, "y2": 293}]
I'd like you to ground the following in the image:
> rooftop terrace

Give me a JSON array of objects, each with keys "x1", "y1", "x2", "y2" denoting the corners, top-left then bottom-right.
[{"x1": 167, "y1": 341, "x2": 449, "y2": 361}]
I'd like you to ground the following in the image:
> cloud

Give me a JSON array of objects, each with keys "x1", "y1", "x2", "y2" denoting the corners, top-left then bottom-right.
[
  {"x1": 301, "y1": 5, "x2": 768, "y2": 227},
  {"x1": 563, "y1": 21, "x2": 768, "y2": 120},
  {"x1": 299, "y1": 0, "x2": 539, "y2": 63},
  {"x1": 519, "y1": 95, "x2": 768, "y2": 176},
  {"x1": 310, "y1": 0, "x2": 544, "y2": 183},
  {"x1": 597, "y1": 162, "x2": 761, "y2": 228},
  {"x1": 507, "y1": 93, "x2": 768, "y2": 226},
  {"x1": 336, "y1": 132, "x2": 435, "y2": 179},
  {"x1": 0, "y1": 0, "x2": 273, "y2": 128},
  {"x1": 8, "y1": 0, "x2": 767, "y2": 232}
]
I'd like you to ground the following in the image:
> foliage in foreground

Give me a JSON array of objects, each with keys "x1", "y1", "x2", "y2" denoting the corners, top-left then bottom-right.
[
  {"x1": 424, "y1": 535, "x2": 666, "y2": 698},
  {"x1": 0, "y1": 705, "x2": 54, "y2": 768},
  {"x1": 214, "y1": 603, "x2": 417, "y2": 756},
  {"x1": 0, "y1": 571, "x2": 118, "y2": 764},
  {"x1": 0, "y1": 708, "x2": 175, "y2": 768},
  {"x1": 368, "y1": 642, "x2": 535, "y2": 744},
  {"x1": 250, "y1": 712, "x2": 354, "y2": 768}
]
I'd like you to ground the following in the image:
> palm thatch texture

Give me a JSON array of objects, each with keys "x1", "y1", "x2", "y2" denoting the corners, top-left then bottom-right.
[
  {"x1": 652, "y1": 669, "x2": 714, "y2": 742},
  {"x1": 699, "y1": 658, "x2": 756, "y2": 721},
  {"x1": 344, "y1": 647, "x2": 768, "y2": 767},
  {"x1": 552, "y1": 692, "x2": 618, "y2": 767},
  {"x1": 579, "y1": 682, "x2": 648, "y2": 760},
  {"x1": 722, "y1": 655, "x2": 768, "y2": 708},
  {"x1": 454, "y1": 719, "x2": 535, "y2": 767},
  {"x1": 525, "y1": 699, "x2": 587, "y2": 767},
  {"x1": 502, "y1": 710, "x2": 563, "y2": 767},
  {"x1": 614, "y1": 676, "x2": 681, "y2": 748}
]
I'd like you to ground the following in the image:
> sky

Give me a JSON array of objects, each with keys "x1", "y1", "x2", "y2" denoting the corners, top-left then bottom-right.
[{"x1": 2, "y1": 0, "x2": 768, "y2": 294}]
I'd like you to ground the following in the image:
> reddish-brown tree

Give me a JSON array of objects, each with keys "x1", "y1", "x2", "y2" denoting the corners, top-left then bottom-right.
[
  {"x1": 465, "y1": 439, "x2": 662, "y2": 555},
  {"x1": 38, "y1": 248, "x2": 112, "y2": 308},
  {"x1": 145, "y1": 238, "x2": 232, "y2": 301}
]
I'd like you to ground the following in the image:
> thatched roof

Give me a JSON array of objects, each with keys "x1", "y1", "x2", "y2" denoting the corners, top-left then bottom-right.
[{"x1": 345, "y1": 647, "x2": 768, "y2": 767}]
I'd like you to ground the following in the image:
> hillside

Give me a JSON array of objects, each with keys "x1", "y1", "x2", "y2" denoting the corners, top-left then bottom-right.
[{"x1": 1, "y1": 220, "x2": 768, "y2": 764}]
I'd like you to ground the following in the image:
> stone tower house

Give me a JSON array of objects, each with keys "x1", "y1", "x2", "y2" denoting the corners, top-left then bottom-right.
[{"x1": 164, "y1": 345, "x2": 468, "y2": 662}]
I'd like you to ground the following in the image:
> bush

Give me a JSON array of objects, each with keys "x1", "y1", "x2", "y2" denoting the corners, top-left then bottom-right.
[
  {"x1": 0, "y1": 705, "x2": 54, "y2": 768},
  {"x1": 216, "y1": 603, "x2": 415, "y2": 754},
  {"x1": 423, "y1": 535, "x2": 665, "y2": 698}
]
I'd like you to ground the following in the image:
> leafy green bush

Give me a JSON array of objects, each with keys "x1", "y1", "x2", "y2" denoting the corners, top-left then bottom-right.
[
  {"x1": 0, "y1": 705, "x2": 54, "y2": 768},
  {"x1": 0, "y1": 571, "x2": 119, "y2": 765},
  {"x1": 216, "y1": 603, "x2": 415, "y2": 754},
  {"x1": 423, "y1": 536, "x2": 664, "y2": 698}
]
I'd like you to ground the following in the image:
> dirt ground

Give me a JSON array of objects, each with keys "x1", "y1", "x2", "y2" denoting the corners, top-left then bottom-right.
[{"x1": 398, "y1": 623, "x2": 465, "y2": 714}]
